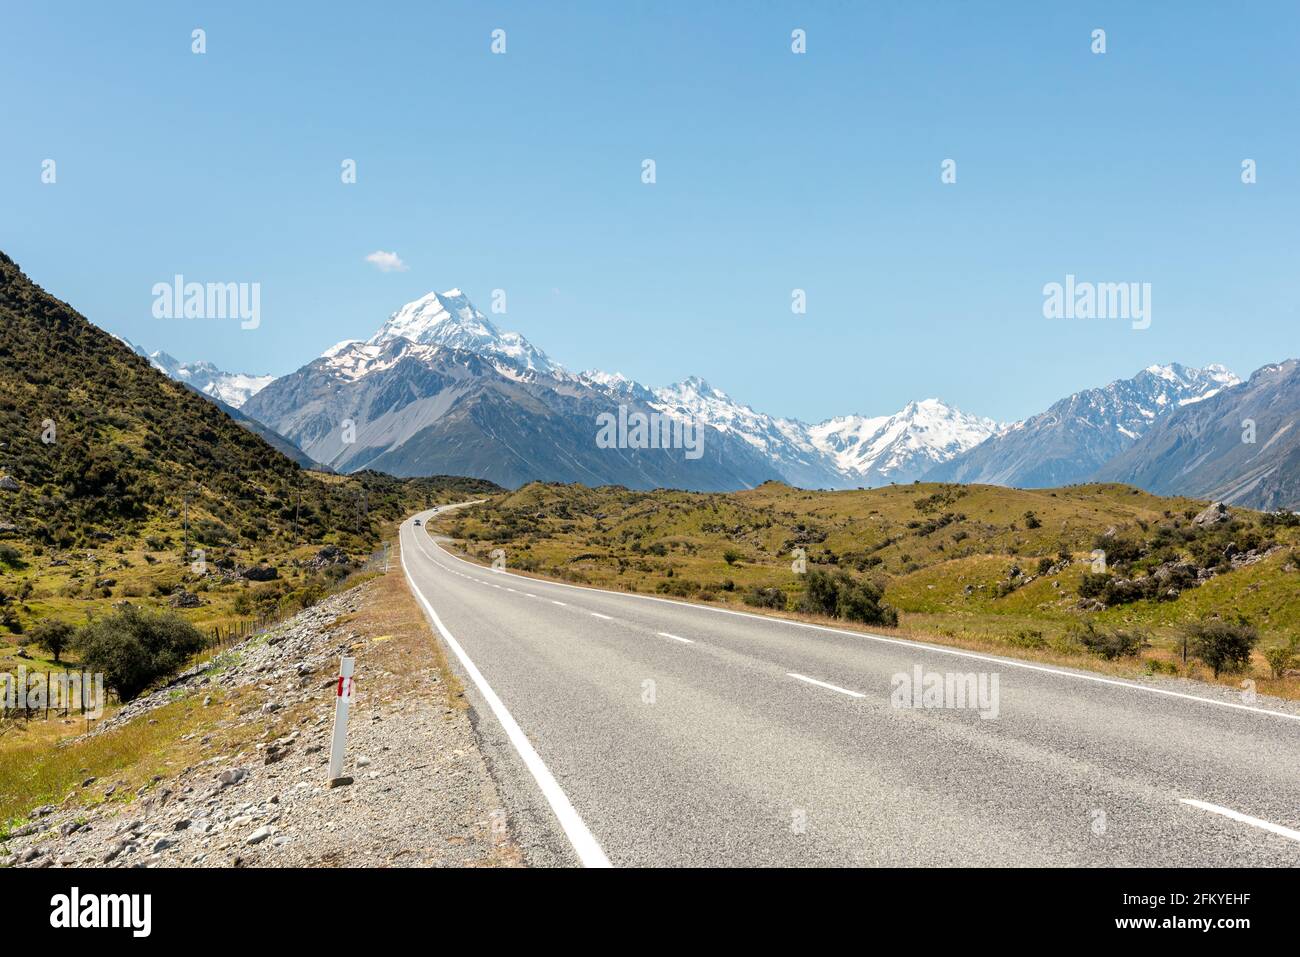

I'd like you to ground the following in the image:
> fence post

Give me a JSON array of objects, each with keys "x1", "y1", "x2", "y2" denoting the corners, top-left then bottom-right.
[{"x1": 327, "y1": 657, "x2": 356, "y2": 785}]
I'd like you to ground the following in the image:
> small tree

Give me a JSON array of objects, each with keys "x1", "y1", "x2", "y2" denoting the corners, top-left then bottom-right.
[
  {"x1": 74, "y1": 606, "x2": 207, "y2": 701},
  {"x1": 31, "y1": 619, "x2": 75, "y2": 663},
  {"x1": 1182, "y1": 619, "x2": 1259, "y2": 678},
  {"x1": 722, "y1": 549, "x2": 741, "y2": 566}
]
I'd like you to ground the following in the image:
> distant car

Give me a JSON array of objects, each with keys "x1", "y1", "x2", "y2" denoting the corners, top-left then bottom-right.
[{"x1": 413, "y1": 519, "x2": 422, "y2": 526}]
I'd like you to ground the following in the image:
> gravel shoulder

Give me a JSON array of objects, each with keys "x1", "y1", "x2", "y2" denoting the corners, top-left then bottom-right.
[{"x1": 2, "y1": 553, "x2": 525, "y2": 868}]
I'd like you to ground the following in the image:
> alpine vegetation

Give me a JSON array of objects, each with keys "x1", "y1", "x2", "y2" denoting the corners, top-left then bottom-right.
[{"x1": 595, "y1": 405, "x2": 704, "y2": 460}]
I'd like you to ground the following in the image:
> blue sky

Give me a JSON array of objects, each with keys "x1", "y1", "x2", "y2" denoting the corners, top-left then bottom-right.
[{"x1": 4, "y1": 2, "x2": 1298, "y2": 423}]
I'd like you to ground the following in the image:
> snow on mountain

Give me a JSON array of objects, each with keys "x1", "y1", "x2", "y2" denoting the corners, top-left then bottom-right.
[
  {"x1": 647, "y1": 378, "x2": 994, "y2": 488},
  {"x1": 809, "y1": 400, "x2": 1000, "y2": 483},
  {"x1": 924, "y1": 362, "x2": 1241, "y2": 488},
  {"x1": 116, "y1": 337, "x2": 274, "y2": 408},
  {"x1": 366, "y1": 290, "x2": 562, "y2": 377}
]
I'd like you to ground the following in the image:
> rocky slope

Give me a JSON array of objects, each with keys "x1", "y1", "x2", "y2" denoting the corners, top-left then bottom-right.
[{"x1": 1, "y1": 575, "x2": 522, "y2": 869}]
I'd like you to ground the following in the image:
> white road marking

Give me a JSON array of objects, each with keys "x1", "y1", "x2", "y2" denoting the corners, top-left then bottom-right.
[
  {"x1": 426, "y1": 534, "x2": 1300, "y2": 724},
  {"x1": 590, "y1": 612, "x2": 613, "y2": 620},
  {"x1": 551, "y1": 600, "x2": 567, "y2": 607},
  {"x1": 657, "y1": 632, "x2": 694, "y2": 645},
  {"x1": 1180, "y1": 799, "x2": 1300, "y2": 843},
  {"x1": 400, "y1": 524, "x2": 611, "y2": 868},
  {"x1": 786, "y1": 673, "x2": 865, "y2": 699}
]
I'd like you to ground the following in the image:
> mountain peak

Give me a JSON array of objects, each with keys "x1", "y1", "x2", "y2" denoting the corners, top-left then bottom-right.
[{"x1": 366, "y1": 289, "x2": 560, "y2": 376}]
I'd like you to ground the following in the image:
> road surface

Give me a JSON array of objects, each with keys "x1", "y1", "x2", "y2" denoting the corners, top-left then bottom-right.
[{"x1": 399, "y1": 509, "x2": 1300, "y2": 867}]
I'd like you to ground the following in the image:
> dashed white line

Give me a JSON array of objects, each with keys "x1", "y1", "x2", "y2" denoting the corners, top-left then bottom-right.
[
  {"x1": 590, "y1": 612, "x2": 613, "y2": 621},
  {"x1": 425, "y1": 533, "x2": 1300, "y2": 724},
  {"x1": 1180, "y1": 799, "x2": 1300, "y2": 843},
  {"x1": 787, "y1": 673, "x2": 865, "y2": 699},
  {"x1": 551, "y1": 600, "x2": 567, "y2": 607},
  {"x1": 657, "y1": 632, "x2": 694, "y2": 645}
]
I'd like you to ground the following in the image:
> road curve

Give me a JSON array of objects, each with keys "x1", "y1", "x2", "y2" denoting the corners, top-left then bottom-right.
[{"x1": 399, "y1": 509, "x2": 1300, "y2": 867}]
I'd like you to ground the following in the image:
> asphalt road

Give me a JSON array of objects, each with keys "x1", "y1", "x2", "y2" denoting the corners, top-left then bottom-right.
[{"x1": 399, "y1": 508, "x2": 1300, "y2": 867}]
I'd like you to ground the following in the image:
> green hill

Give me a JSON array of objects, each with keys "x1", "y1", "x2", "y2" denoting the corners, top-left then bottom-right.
[{"x1": 0, "y1": 250, "x2": 497, "y2": 641}]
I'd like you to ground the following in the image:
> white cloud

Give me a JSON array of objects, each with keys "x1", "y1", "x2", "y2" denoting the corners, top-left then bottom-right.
[{"x1": 364, "y1": 250, "x2": 409, "y2": 273}]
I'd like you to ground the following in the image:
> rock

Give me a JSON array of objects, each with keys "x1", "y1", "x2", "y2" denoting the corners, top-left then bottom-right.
[
  {"x1": 30, "y1": 805, "x2": 55, "y2": 819},
  {"x1": 0, "y1": 476, "x2": 19, "y2": 492},
  {"x1": 356, "y1": 756, "x2": 371, "y2": 767},
  {"x1": 328, "y1": 776, "x2": 354, "y2": 789},
  {"x1": 80, "y1": 776, "x2": 97, "y2": 788},
  {"x1": 19, "y1": 847, "x2": 43, "y2": 863},
  {"x1": 173, "y1": 819, "x2": 191, "y2": 831},
  {"x1": 169, "y1": 589, "x2": 204, "y2": 608},
  {"x1": 217, "y1": 768, "x2": 249, "y2": 788},
  {"x1": 246, "y1": 825, "x2": 276, "y2": 845},
  {"x1": 241, "y1": 565, "x2": 279, "y2": 582},
  {"x1": 1192, "y1": 502, "x2": 1231, "y2": 527},
  {"x1": 151, "y1": 838, "x2": 175, "y2": 853},
  {"x1": 59, "y1": 820, "x2": 83, "y2": 837}
]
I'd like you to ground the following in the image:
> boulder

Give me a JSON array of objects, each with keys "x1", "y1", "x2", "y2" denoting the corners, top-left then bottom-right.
[
  {"x1": 241, "y1": 564, "x2": 279, "y2": 582},
  {"x1": 1192, "y1": 502, "x2": 1231, "y2": 527},
  {"x1": 0, "y1": 476, "x2": 19, "y2": 492}
]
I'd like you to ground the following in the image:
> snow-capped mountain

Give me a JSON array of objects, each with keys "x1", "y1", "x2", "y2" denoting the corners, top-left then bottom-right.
[
  {"x1": 117, "y1": 338, "x2": 273, "y2": 408},
  {"x1": 366, "y1": 289, "x2": 562, "y2": 377},
  {"x1": 239, "y1": 288, "x2": 1262, "y2": 498},
  {"x1": 809, "y1": 400, "x2": 1000, "y2": 485},
  {"x1": 242, "y1": 337, "x2": 781, "y2": 490},
  {"x1": 925, "y1": 363, "x2": 1241, "y2": 487},
  {"x1": 1094, "y1": 359, "x2": 1299, "y2": 510}
]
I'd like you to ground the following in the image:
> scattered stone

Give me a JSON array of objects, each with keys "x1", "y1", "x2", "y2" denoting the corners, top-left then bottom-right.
[{"x1": 328, "y1": 776, "x2": 354, "y2": 789}]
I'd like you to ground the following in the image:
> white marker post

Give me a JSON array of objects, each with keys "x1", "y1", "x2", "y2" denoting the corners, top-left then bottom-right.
[{"x1": 328, "y1": 656, "x2": 356, "y2": 784}]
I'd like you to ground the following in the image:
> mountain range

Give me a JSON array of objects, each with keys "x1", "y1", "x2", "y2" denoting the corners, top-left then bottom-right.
[
  {"x1": 235, "y1": 291, "x2": 1001, "y2": 490},
  {"x1": 131, "y1": 287, "x2": 1298, "y2": 508}
]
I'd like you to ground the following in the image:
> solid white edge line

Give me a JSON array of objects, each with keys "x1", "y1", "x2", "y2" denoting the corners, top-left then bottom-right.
[
  {"x1": 420, "y1": 521, "x2": 1300, "y2": 725},
  {"x1": 657, "y1": 632, "x2": 694, "y2": 644},
  {"x1": 400, "y1": 524, "x2": 612, "y2": 868},
  {"x1": 787, "y1": 672, "x2": 866, "y2": 698},
  {"x1": 1180, "y1": 799, "x2": 1300, "y2": 843}
]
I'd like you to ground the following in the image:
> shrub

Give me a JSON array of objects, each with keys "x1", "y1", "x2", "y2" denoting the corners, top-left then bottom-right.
[
  {"x1": 30, "y1": 619, "x2": 75, "y2": 663},
  {"x1": 1181, "y1": 619, "x2": 1259, "y2": 678},
  {"x1": 1036, "y1": 557, "x2": 1054, "y2": 576},
  {"x1": 1263, "y1": 638, "x2": 1298, "y2": 679},
  {"x1": 1008, "y1": 629, "x2": 1047, "y2": 649},
  {"x1": 743, "y1": 586, "x2": 787, "y2": 610},
  {"x1": 722, "y1": 549, "x2": 741, "y2": 566},
  {"x1": 1069, "y1": 621, "x2": 1149, "y2": 660},
  {"x1": 797, "y1": 569, "x2": 898, "y2": 627},
  {"x1": 1024, "y1": 511, "x2": 1042, "y2": 529},
  {"x1": 1078, "y1": 572, "x2": 1111, "y2": 599},
  {"x1": 73, "y1": 606, "x2": 207, "y2": 701}
]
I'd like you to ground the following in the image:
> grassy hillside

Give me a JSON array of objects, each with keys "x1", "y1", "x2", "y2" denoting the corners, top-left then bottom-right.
[
  {"x1": 0, "y1": 250, "x2": 498, "y2": 663},
  {"x1": 435, "y1": 480, "x2": 1300, "y2": 697}
]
